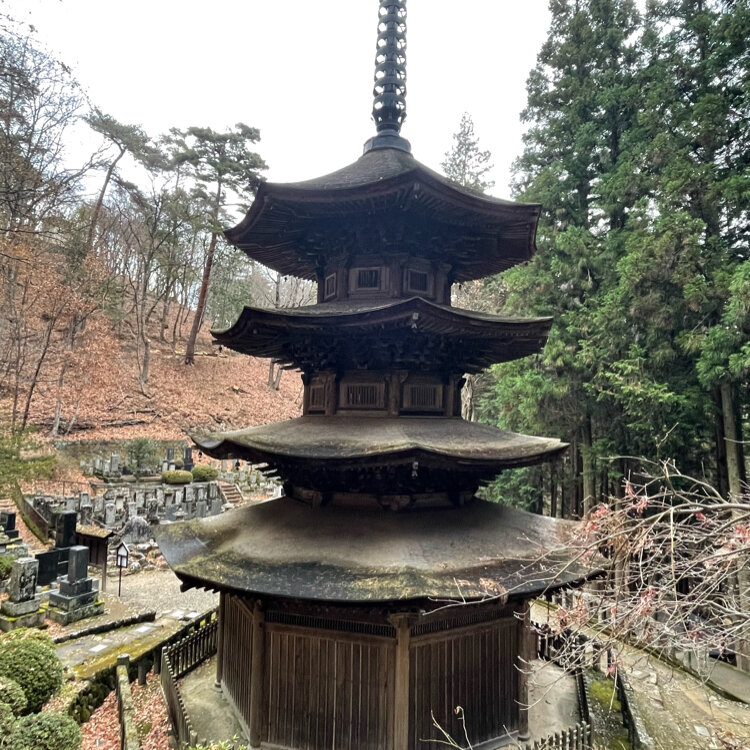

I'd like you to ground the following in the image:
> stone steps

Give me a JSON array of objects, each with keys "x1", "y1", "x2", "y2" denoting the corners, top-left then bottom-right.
[{"x1": 218, "y1": 482, "x2": 244, "y2": 505}]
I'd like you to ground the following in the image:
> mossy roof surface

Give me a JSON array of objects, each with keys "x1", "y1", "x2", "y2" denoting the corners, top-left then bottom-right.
[{"x1": 157, "y1": 498, "x2": 590, "y2": 604}]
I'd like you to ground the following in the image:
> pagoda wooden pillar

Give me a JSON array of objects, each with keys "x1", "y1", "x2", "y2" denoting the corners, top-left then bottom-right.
[
  {"x1": 215, "y1": 593, "x2": 225, "y2": 688},
  {"x1": 391, "y1": 614, "x2": 412, "y2": 750},
  {"x1": 517, "y1": 602, "x2": 533, "y2": 742},
  {"x1": 249, "y1": 599, "x2": 265, "y2": 748}
]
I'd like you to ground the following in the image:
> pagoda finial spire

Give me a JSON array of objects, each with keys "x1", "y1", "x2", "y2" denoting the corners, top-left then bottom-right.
[{"x1": 364, "y1": 0, "x2": 411, "y2": 154}]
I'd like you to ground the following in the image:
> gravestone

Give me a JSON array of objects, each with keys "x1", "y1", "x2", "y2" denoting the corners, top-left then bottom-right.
[
  {"x1": 210, "y1": 496, "x2": 222, "y2": 516},
  {"x1": 104, "y1": 503, "x2": 116, "y2": 527},
  {"x1": 166, "y1": 447, "x2": 174, "y2": 462},
  {"x1": 36, "y1": 549, "x2": 66, "y2": 585},
  {"x1": 55, "y1": 510, "x2": 77, "y2": 549},
  {"x1": 162, "y1": 460, "x2": 169, "y2": 473},
  {"x1": 183, "y1": 446, "x2": 194, "y2": 472},
  {"x1": 127, "y1": 501, "x2": 137, "y2": 520},
  {"x1": 0, "y1": 557, "x2": 44, "y2": 631},
  {"x1": 48, "y1": 546, "x2": 104, "y2": 624},
  {"x1": 0, "y1": 512, "x2": 19, "y2": 541},
  {"x1": 111, "y1": 453, "x2": 121, "y2": 472},
  {"x1": 165, "y1": 504, "x2": 177, "y2": 522},
  {"x1": 196, "y1": 500, "x2": 207, "y2": 518}
]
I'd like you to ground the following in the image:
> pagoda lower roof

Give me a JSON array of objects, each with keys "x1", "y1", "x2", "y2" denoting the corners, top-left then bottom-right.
[
  {"x1": 156, "y1": 497, "x2": 592, "y2": 603},
  {"x1": 193, "y1": 416, "x2": 566, "y2": 472},
  {"x1": 225, "y1": 148, "x2": 540, "y2": 282},
  {"x1": 213, "y1": 297, "x2": 552, "y2": 372}
]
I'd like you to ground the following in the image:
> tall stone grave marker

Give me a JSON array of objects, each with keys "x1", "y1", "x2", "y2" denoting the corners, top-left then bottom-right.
[
  {"x1": 0, "y1": 557, "x2": 45, "y2": 631},
  {"x1": 48, "y1": 546, "x2": 104, "y2": 624}
]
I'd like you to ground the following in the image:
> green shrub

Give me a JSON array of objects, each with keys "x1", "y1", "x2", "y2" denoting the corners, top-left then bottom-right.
[
  {"x1": 0, "y1": 676, "x2": 27, "y2": 715},
  {"x1": 0, "y1": 639, "x2": 63, "y2": 713},
  {"x1": 161, "y1": 469, "x2": 193, "y2": 485},
  {"x1": 125, "y1": 437, "x2": 158, "y2": 479},
  {"x1": 191, "y1": 464, "x2": 218, "y2": 482},
  {"x1": 0, "y1": 701, "x2": 15, "y2": 736},
  {"x1": 1, "y1": 628, "x2": 55, "y2": 650},
  {"x1": 0, "y1": 555, "x2": 13, "y2": 580},
  {"x1": 8, "y1": 712, "x2": 81, "y2": 750},
  {"x1": 173, "y1": 456, "x2": 184, "y2": 469}
]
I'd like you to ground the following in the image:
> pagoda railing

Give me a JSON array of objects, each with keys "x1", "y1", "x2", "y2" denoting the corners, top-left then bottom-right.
[
  {"x1": 519, "y1": 722, "x2": 592, "y2": 750},
  {"x1": 532, "y1": 615, "x2": 653, "y2": 749},
  {"x1": 160, "y1": 610, "x2": 219, "y2": 748}
]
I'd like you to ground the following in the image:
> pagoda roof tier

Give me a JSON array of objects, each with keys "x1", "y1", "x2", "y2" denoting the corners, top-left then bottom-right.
[
  {"x1": 225, "y1": 148, "x2": 541, "y2": 282},
  {"x1": 213, "y1": 297, "x2": 552, "y2": 372},
  {"x1": 157, "y1": 498, "x2": 591, "y2": 603},
  {"x1": 193, "y1": 416, "x2": 566, "y2": 481}
]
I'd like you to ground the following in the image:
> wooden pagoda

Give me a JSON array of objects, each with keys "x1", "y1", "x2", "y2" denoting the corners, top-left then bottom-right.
[{"x1": 159, "y1": 3, "x2": 587, "y2": 748}]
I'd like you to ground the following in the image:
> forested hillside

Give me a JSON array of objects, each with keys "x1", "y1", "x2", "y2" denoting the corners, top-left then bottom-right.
[
  {"x1": 0, "y1": 16, "x2": 305, "y2": 442},
  {"x1": 475, "y1": 0, "x2": 749, "y2": 513},
  {"x1": 1, "y1": 2, "x2": 747, "y2": 510}
]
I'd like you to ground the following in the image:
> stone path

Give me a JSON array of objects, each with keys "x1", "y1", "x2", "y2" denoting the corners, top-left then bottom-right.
[
  {"x1": 620, "y1": 649, "x2": 750, "y2": 749},
  {"x1": 531, "y1": 602, "x2": 750, "y2": 749},
  {"x1": 55, "y1": 569, "x2": 218, "y2": 679},
  {"x1": 113, "y1": 568, "x2": 218, "y2": 619}
]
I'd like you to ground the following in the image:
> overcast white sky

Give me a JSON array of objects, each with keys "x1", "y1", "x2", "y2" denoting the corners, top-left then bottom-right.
[{"x1": 4, "y1": 0, "x2": 551, "y2": 199}]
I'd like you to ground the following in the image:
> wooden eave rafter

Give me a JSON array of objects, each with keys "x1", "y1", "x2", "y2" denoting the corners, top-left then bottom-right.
[
  {"x1": 213, "y1": 297, "x2": 552, "y2": 373},
  {"x1": 225, "y1": 152, "x2": 540, "y2": 282}
]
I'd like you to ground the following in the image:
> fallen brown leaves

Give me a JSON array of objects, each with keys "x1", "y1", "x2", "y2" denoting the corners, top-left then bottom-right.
[
  {"x1": 80, "y1": 688, "x2": 118, "y2": 750},
  {"x1": 132, "y1": 672, "x2": 171, "y2": 750},
  {"x1": 80, "y1": 671, "x2": 170, "y2": 750}
]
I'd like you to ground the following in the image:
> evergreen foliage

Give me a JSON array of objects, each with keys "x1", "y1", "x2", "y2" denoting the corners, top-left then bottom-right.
[
  {"x1": 125, "y1": 437, "x2": 159, "y2": 479},
  {"x1": 162, "y1": 469, "x2": 193, "y2": 485},
  {"x1": 481, "y1": 0, "x2": 749, "y2": 512},
  {"x1": 191, "y1": 464, "x2": 218, "y2": 482},
  {"x1": 0, "y1": 636, "x2": 63, "y2": 714},
  {"x1": 441, "y1": 113, "x2": 494, "y2": 193},
  {"x1": 0, "y1": 676, "x2": 27, "y2": 716},
  {"x1": 8, "y1": 712, "x2": 81, "y2": 750}
]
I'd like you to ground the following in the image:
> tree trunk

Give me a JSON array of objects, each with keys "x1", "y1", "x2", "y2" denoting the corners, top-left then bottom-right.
[
  {"x1": 581, "y1": 415, "x2": 595, "y2": 516},
  {"x1": 185, "y1": 182, "x2": 222, "y2": 365},
  {"x1": 721, "y1": 381, "x2": 749, "y2": 672},
  {"x1": 87, "y1": 146, "x2": 125, "y2": 253},
  {"x1": 21, "y1": 316, "x2": 55, "y2": 431},
  {"x1": 714, "y1": 389, "x2": 730, "y2": 499}
]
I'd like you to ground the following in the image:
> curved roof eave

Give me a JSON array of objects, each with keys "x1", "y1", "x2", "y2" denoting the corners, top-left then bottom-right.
[
  {"x1": 156, "y1": 498, "x2": 595, "y2": 604},
  {"x1": 224, "y1": 149, "x2": 541, "y2": 279}
]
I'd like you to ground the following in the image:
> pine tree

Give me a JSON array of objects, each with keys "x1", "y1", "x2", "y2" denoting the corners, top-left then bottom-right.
[
  {"x1": 167, "y1": 125, "x2": 267, "y2": 365},
  {"x1": 441, "y1": 113, "x2": 494, "y2": 193}
]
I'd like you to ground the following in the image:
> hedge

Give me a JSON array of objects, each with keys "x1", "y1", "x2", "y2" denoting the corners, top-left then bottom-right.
[
  {"x1": 0, "y1": 701, "x2": 14, "y2": 736},
  {"x1": 191, "y1": 464, "x2": 218, "y2": 482},
  {"x1": 0, "y1": 675, "x2": 27, "y2": 715},
  {"x1": 0, "y1": 638, "x2": 63, "y2": 713},
  {"x1": 8, "y1": 712, "x2": 81, "y2": 750},
  {"x1": 161, "y1": 469, "x2": 193, "y2": 485}
]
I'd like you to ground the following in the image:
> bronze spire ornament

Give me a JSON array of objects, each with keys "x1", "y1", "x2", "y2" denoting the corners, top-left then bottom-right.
[{"x1": 365, "y1": 0, "x2": 411, "y2": 153}]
